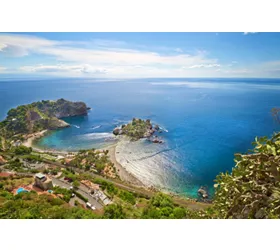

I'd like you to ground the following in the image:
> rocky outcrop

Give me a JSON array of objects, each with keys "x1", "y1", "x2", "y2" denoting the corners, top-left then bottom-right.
[
  {"x1": 40, "y1": 117, "x2": 70, "y2": 130},
  {"x1": 113, "y1": 118, "x2": 165, "y2": 143},
  {"x1": 154, "y1": 124, "x2": 160, "y2": 131},
  {"x1": 48, "y1": 98, "x2": 88, "y2": 118},
  {"x1": 113, "y1": 127, "x2": 122, "y2": 136},
  {"x1": 198, "y1": 186, "x2": 208, "y2": 199},
  {"x1": 150, "y1": 136, "x2": 164, "y2": 144}
]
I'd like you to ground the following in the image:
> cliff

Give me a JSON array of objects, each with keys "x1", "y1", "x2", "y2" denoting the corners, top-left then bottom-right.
[{"x1": 0, "y1": 98, "x2": 89, "y2": 137}]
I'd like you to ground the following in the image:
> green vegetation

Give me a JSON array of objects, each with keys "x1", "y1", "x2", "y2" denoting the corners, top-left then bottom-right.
[
  {"x1": 0, "y1": 190, "x2": 99, "y2": 219},
  {"x1": 4, "y1": 158, "x2": 25, "y2": 172},
  {"x1": 0, "y1": 99, "x2": 87, "y2": 139},
  {"x1": 21, "y1": 154, "x2": 42, "y2": 163},
  {"x1": 53, "y1": 186, "x2": 72, "y2": 202},
  {"x1": 210, "y1": 133, "x2": 280, "y2": 219},
  {"x1": 113, "y1": 118, "x2": 154, "y2": 140},
  {"x1": 103, "y1": 204, "x2": 126, "y2": 219},
  {"x1": 67, "y1": 149, "x2": 117, "y2": 178},
  {"x1": 13, "y1": 145, "x2": 32, "y2": 155},
  {"x1": 142, "y1": 193, "x2": 186, "y2": 219},
  {"x1": 118, "y1": 190, "x2": 136, "y2": 205},
  {"x1": 0, "y1": 176, "x2": 33, "y2": 192},
  {"x1": 73, "y1": 190, "x2": 88, "y2": 202},
  {"x1": 92, "y1": 177, "x2": 118, "y2": 197}
]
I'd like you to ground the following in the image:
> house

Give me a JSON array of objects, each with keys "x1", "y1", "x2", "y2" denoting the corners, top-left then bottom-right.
[
  {"x1": 34, "y1": 173, "x2": 53, "y2": 191},
  {"x1": 81, "y1": 180, "x2": 100, "y2": 193},
  {"x1": 0, "y1": 172, "x2": 13, "y2": 177}
]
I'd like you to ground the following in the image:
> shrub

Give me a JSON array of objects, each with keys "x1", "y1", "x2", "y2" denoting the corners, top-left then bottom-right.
[
  {"x1": 118, "y1": 190, "x2": 136, "y2": 205},
  {"x1": 103, "y1": 204, "x2": 126, "y2": 219},
  {"x1": 73, "y1": 190, "x2": 88, "y2": 202}
]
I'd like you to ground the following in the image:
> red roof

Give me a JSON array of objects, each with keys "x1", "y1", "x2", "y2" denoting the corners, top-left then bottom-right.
[{"x1": 0, "y1": 172, "x2": 13, "y2": 177}]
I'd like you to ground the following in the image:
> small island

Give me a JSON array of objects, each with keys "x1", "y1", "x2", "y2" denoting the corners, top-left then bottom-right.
[{"x1": 113, "y1": 118, "x2": 164, "y2": 143}]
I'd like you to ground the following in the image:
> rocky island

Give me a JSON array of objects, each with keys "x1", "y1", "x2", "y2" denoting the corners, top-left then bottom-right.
[
  {"x1": 0, "y1": 98, "x2": 89, "y2": 138},
  {"x1": 113, "y1": 118, "x2": 164, "y2": 143}
]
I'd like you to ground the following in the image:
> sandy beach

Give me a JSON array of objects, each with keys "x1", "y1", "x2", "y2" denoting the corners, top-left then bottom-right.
[
  {"x1": 103, "y1": 144, "x2": 145, "y2": 187},
  {"x1": 22, "y1": 130, "x2": 72, "y2": 156},
  {"x1": 22, "y1": 130, "x2": 145, "y2": 186},
  {"x1": 22, "y1": 130, "x2": 48, "y2": 148}
]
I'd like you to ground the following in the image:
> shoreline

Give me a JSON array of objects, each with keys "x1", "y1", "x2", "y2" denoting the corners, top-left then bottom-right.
[
  {"x1": 102, "y1": 143, "x2": 145, "y2": 187},
  {"x1": 21, "y1": 130, "x2": 205, "y2": 202},
  {"x1": 22, "y1": 130, "x2": 145, "y2": 186},
  {"x1": 22, "y1": 130, "x2": 73, "y2": 156},
  {"x1": 22, "y1": 130, "x2": 48, "y2": 148}
]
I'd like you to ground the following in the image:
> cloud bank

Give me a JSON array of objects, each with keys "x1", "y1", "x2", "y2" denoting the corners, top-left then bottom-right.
[{"x1": 0, "y1": 33, "x2": 278, "y2": 78}]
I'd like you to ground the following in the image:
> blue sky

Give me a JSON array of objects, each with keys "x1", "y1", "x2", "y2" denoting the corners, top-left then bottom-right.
[{"x1": 1, "y1": 32, "x2": 280, "y2": 78}]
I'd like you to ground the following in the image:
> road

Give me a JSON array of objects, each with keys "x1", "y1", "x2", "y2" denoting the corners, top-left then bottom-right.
[
  {"x1": 69, "y1": 196, "x2": 86, "y2": 207},
  {"x1": 52, "y1": 178, "x2": 103, "y2": 210},
  {"x1": 37, "y1": 159, "x2": 211, "y2": 210}
]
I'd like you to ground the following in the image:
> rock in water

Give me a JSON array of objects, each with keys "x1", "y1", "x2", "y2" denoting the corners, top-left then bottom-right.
[
  {"x1": 112, "y1": 118, "x2": 163, "y2": 141},
  {"x1": 154, "y1": 124, "x2": 160, "y2": 131},
  {"x1": 113, "y1": 128, "x2": 121, "y2": 135},
  {"x1": 198, "y1": 186, "x2": 209, "y2": 199}
]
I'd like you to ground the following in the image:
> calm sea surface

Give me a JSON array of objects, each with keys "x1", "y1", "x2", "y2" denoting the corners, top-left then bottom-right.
[{"x1": 1, "y1": 78, "x2": 279, "y2": 197}]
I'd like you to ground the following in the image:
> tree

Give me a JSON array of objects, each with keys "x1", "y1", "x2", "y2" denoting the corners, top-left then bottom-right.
[
  {"x1": 173, "y1": 207, "x2": 186, "y2": 219},
  {"x1": 103, "y1": 204, "x2": 126, "y2": 219},
  {"x1": 14, "y1": 145, "x2": 32, "y2": 155},
  {"x1": 212, "y1": 133, "x2": 280, "y2": 219},
  {"x1": 73, "y1": 180, "x2": 80, "y2": 189}
]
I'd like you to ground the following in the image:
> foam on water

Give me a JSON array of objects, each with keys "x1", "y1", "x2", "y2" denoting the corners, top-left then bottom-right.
[
  {"x1": 92, "y1": 125, "x2": 102, "y2": 130},
  {"x1": 115, "y1": 138, "x2": 192, "y2": 194}
]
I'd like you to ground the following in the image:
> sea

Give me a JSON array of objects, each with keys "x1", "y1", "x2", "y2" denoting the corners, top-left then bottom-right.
[{"x1": 1, "y1": 77, "x2": 280, "y2": 198}]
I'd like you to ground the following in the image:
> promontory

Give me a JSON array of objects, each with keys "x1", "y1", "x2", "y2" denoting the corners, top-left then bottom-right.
[{"x1": 0, "y1": 98, "x2": 89, "y2": 138}]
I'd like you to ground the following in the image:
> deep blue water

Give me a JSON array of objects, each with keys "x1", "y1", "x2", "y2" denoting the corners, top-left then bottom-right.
[{"x1": 1, "y1": 78, "x2": 279, "y2": 198}]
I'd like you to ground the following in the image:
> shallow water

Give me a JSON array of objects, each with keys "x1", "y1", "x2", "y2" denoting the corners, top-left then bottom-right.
[{"x1": 1, "y1": 78, "x2": 280, "y2": 198}]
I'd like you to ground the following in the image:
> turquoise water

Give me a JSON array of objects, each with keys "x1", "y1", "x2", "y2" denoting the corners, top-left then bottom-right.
[
  {"x1": 17, "y1": 187, "x2": 28, "y2": 194},
  {"x1": 1, "y1": 78, "x2": 280, "y2": 198}
]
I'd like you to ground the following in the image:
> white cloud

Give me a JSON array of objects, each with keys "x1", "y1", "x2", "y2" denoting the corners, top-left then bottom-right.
[
  {"x1": 20, "y1": 64, "x2": 108, "y2": 75},
  {"x1": 0, "y1": 34, "x2": 215, "y2": 68},
  {"x1": 174, "y1": 48, "x2": 183, "y2": 53},
  {"x1": 188, "y1": 64, "x2": 220, "y2": 69},
  {"x1": 3, "y1": 33, "x2": 263, "y2": 77},
  {"x1": 0, "y1": 66, "x2": 6, "y2": 71}
]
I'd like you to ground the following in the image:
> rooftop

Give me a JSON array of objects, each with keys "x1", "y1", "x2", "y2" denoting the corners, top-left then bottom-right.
[{"x1": 35, "y1": 173, "x2": 46, "y2": 179}]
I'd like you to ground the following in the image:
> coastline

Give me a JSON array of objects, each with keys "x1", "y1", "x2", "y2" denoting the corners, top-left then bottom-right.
[
  {"x1": 22, "y1": 130, "x2": 145, "y2": 187},
  {"x1": 21, "y1": 130, "x2": 203, "y2": 202},
  {"x1": 103, "y1": 143, "x2": 145, "y2": 187},
  {"x1": 22, "y1": 130, "x2": 48, "y2": 148},
  {"x1": 22, "y1": 130, "x2": 72, "y2": 156}
]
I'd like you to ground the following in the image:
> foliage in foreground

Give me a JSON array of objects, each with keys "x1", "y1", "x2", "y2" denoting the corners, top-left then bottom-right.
[
  {"x1": 0, "y1": 190, "x2": 100, "y2": 219},
  {"x1": 141, "y1": 193, "x2": 187, "y2": 219},
  {"x1": 212, "y1": 133, "x2": 280, "y2": 219}
]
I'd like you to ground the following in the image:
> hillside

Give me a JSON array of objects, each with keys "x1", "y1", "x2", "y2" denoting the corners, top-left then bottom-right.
[{"x1": 0, "y1": 98, "x2": 89, "y2": 138}]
